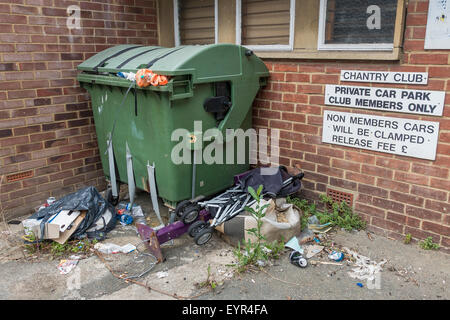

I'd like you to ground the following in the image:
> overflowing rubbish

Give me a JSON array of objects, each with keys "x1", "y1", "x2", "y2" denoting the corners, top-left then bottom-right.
[
  {"x1": 328, "y1": 250, "x2": 344, "y2": 262},
  {"x1": 304, "y1": 244, "x2": 324, "y2": 259},
  {"x1": 57, "y1": 259, "x2": 78, "y2": 275},
  {"x1": 289, "y1": 250, "x2": 308, "y2": 268},
  {"x1": 117, "y1": 212, "x2": 134, "y2": 226},
  {"x1": 24, "y1": 187, "x2": 116, "y2": 244},
  {"x1": 298, "y1": 228, "x2": 315, "y2": 244},
  {"x1": 94, "y1": 242, "x2": 136, "y2": 254},
  {"x1": 285, "y1": 236, "x2": 303, "y2": 254},
  {"x1": 196, "y1": 167, "x2": 304, "y2": 246},
  {"x1": 134, "y1": 69, "x2": 169, "y2": 87},
  {"x1": 117, "y1": 71, "x2": 136, "y2": 82},
  {"x1": 344, "y1": 247, "x2": 387, "y2": 282}
]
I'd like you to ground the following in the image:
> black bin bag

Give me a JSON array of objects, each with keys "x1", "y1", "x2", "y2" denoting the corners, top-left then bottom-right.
[{"x1": 29, "y1": 186, "x2": 116, "y2": 241}]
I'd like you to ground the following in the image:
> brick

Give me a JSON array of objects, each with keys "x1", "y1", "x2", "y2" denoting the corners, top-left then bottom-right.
[
  {"x1": 409, "y1": 53, "x2": 448, "y2": 65},
  {"x1": 412, "y1": 163, "x2": 448, "y2": 178},
  {"x1": 376, "y1": 158, "x2": 410, "y2": 171},
  {"x1": 395, "y1": 171, "x2": 428, "y2": 186},
  {"x1": 332, "y1": 158, "x2": 360, "y2": 172},
  {"x1": 405, "y1": 206, "x2": 442, "y2": 222},
  {"x1": 425, "y1": 199, "x2": 450, "y2": 215},
  {"x1": 329, "y1": 177, "x2": 357, "y2": 191},
  {"x1": 359, "y1": 184, "x2": 388, "y2": 198},
  {"x1": 410, "y1": 185, "x2": 448, "y2": 202},
  {"x1": 372, "y1": 197, "x2": 404, "y2": 213},
  {"x1": 390, "y1": 191, "x2": 423, "y2": 207},
  {"x1": 361, "y1": 164, "x2": 393, "y2": 179},
  {"x1": 355, "y1": 203, "x2": 385, "y2": 219}
]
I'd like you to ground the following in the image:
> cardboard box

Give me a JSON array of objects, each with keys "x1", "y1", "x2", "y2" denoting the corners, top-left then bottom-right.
[{"x1": 22, "y1": 219, "x2": 60, "y2": 240}]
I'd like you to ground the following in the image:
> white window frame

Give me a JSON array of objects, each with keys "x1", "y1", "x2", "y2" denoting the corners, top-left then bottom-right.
[
  {"x1": 318, "y1": 0, "x2": 394, "y2": 51},
  {"x1": 174, "y1": 0, "x2": 218, "y2": 46},
  {"x1": 235, "y1": 0, "x2": 296, "y2": 51}
]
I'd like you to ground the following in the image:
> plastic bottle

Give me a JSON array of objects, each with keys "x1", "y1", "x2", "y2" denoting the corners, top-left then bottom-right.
[{"x1": 118, "y1": 213, "x2": 133, "y2": 225}]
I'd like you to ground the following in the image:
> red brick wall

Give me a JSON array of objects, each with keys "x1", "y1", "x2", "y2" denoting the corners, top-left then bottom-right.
[
  {"x1": 254, "y1": 0, "x2": 450, "y2": 252},
  {"x1": 0, "y1": 0, "x2": 158, "y2": 218}
]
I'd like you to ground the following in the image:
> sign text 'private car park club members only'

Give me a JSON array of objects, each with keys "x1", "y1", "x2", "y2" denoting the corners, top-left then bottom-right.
[{"x1": 322, "y1": 70, "x2": 443, "y2": 161}]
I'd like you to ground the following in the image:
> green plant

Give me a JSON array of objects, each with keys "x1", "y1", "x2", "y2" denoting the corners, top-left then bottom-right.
[
  {"x1": 287, "y1": 194, "x2": 366, "y2": 232},
  {"x1": 419, "y1": 237, "x2": 439, "y2": 250},
  {"x1": 196, "y1": 265, "x2": 221, "y2": 290},
  {"x1": 232, "y1": 185, "x2": 285, "y2": 272},
  {"x1": 404, "y1": 233, "x2": 412, "y2": 244}
]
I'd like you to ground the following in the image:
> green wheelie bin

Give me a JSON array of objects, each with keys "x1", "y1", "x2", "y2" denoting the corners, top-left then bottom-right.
[{"x1": 77, "y1": 44, "x2": 269, "y2": 225}]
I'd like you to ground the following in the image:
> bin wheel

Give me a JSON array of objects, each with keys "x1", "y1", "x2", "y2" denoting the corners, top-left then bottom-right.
[
  {"x1": 180, "y1": 206, "x2": 199, "y2": 225},
  {"x1": 188, "y1": 220, "x2": 207, "y2": 237},
  {"x1": 175, "y1": 200, "x2": 192, "y2": 217},
  {"x1": 194, "y1": 227, "x2": 213, "y2": 246},
  {"x1": 106, "y1": 188, "x2": 119, "y2": 206}
]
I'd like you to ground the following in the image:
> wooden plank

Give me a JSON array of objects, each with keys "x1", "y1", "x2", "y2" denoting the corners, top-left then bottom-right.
[
  {"x1": 294, "y1": 0, "x2": 319, "y2": 50},
  {"x1": 157, "y1": 0, "x2": 175, "y2": 47},
  {"x1": 243, "y1": 0, "x2": 290, "y2": 14},
  {"x1": 180, "y1": 17, "x2": 214, "y2": 29},
  {"x1": 243, "y1": 11, "x2": 290, "y2": 26},
  {"x1": 218, "y1": 0, "x2": 236, "y2": 43},
  {"x1": 181, "y1": 6, "x2": 214, "y2": 20},
  {"x1": 181, "y1": 0, "x2": 214, "y2": 9}
]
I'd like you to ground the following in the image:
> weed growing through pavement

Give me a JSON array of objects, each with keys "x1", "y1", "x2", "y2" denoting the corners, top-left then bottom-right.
[
  {"x1": 232, "y1": 185, "x2": 285, "y2": 273},
  {"x1": 404, "y1": 233, "x2": 412, "y2": 244},
  {"x1": 287, "y1": 194, "x2": 366, "y2": 232},
  {"x1": 24, "y1": 233, "x2": 98, "y2": 259},
  {"x1": 419, "y1": 236, "x2": 440, "y2": 250}
]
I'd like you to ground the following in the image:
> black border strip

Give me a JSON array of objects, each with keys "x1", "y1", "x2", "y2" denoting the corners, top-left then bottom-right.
[
  {"x1": 93, "y1": 45, "x2": 142, "y2": 72},
  {"x1": 116, "y1": 48, "x2": 163, "y2": 69}
]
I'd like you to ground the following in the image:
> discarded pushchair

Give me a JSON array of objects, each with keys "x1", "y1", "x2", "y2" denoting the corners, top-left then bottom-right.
[
  {"x1": 171, "y1": 166, "x2": 304, "y2": 246},
  {"x1": 137, "y1": 166, "x2": 304, "y2": 262}
]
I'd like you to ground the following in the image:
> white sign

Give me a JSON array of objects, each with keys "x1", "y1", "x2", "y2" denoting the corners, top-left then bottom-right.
[
  {"x1": 340, "y1": 70, "x2": 428, "y2": 85},
  {"x1": 325, "y1": 85, "x2": 445, "y2": 116},
  {"x1": 322, "y1": 110, "x2": 440, "y2": 160},
  {"x1": 425, "y1": 0, "x2": 450, "y2": 49}
]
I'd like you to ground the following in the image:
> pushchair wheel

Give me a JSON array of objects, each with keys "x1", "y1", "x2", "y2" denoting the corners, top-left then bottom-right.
[
  {"x1": 194, "y1": 227, "x2": 213, "y2": 245},
  {"x1": 175, "y1": 200, "x2": 191, "y2": 217},
  {"x1": 188, "y1": 220, "x2": 207, "y2": 237},
  {"x1": 181, "y1": 206, "x2": 199, "y2": 224}
]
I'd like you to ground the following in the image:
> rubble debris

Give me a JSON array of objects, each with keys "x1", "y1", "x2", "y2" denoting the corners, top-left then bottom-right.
[
  {"x1": 57, "y1": 259, "x2": 78, "y2": 275},
  {"x1": 344, "y1": 247, "x2": 387, "y2": 283},
  {"x1": 94, "y1": 242, "x2": 136, "y2": 254}
]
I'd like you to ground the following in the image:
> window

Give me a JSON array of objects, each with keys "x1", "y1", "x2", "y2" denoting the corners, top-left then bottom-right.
[
  {"x1": 174, "y1": 0, "x2": 218, "y2": 45},
  {"x1": 159, "y1": 0, "x2": 406, "y2": 60},
  {"x1": 236, "y1": 0, "x2": 296, "y2": 51},
  {"x1": 318, "y1": 0, "x2": 397, "y2": 51}
]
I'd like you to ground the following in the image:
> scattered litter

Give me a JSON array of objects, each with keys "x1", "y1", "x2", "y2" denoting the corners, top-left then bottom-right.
[
  {"x1": 344, "y1": 247, "x2": 387, "y2": 282},
  {"x1": 69, "y1": 255, "x2": 82, "y2": 260},
  {"x1": 94, "y1": 242, "x2": 136, "y2": 254},
  {"x1": 309, "y1": 260, "x2": 343, "y2": 266},
  {"x1": 298, "y1": 228, "x2": 315, "y2": 244},
  {"x1": 313, "y1": 237, "x2": 321, "y2": 243},
  {"x1": 305, "y1": 244, "x2": 324, "y2": 259},
  {"x1": 58, "y1": 259, "x2": 78, "y2": 275},
  {"x1": 117, "y1": 71, "x2": 136, "y2": 82},
  {"x1": 156, "y1": 271, "x2": 168, "y2": 279},
  {"x1": 117, "y1": 212, "x2": 133, "y2": 226},
  {"x1": 308, "y1": 215, "x2": 319, "y2": 225},
  {"x1": 356, "y1": 282, "x2": 364, "y2": 288},
  {"x1": 328, "y1": 250, "x2": 344, "y2": 262},
  {"x1": 251, "y1": 279, "x2": 255, "y2": 283},
  {"x1": 289, "y1": 250, "x2": 308, "y2": 268},
  {"x1": 285, "y1": 236, "x2": 303, "y2": 254}
]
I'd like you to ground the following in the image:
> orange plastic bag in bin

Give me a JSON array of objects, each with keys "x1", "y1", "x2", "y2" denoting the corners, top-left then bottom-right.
[
  {"x1": 135, "y1": 69, "x2": 153, "y2": 88},
  {"x1": 135, "y1": 69, "x2": 169, "y2": 87},
  {"x1": 150, "y1": 74, "x2": 168, "y2": 86}
]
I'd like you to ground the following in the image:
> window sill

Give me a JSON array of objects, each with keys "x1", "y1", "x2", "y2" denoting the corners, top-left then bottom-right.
[{"x1": 253, "y1": 47, "x2": 401, "y2": 61}]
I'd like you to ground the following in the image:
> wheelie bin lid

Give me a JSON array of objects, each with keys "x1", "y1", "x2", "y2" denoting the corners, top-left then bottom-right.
[{"x1": 77, "y1": 44, "x2": 269, "y2": 84}]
